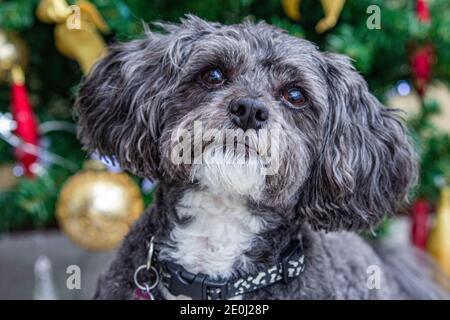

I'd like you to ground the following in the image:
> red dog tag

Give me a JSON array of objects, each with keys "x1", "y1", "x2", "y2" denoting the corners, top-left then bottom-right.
[{"x1": 134, "y1": 288, "x2": 154, "y2": 300}]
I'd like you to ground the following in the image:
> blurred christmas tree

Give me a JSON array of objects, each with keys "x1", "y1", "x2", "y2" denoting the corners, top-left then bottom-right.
[{"x1": 0, "y1": 0, "x2": 449, "y2": 234}]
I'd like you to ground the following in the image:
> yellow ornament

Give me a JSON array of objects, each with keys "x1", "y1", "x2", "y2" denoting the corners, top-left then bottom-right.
[
  {"x1": 36, "y1": 0, "x2": 72, "y2": 24},
  {"x1": 56, "y1": 163, "x2": 144, "y2": 251},
  {"x1": 36, "y1": 0, "x2": 109, "y2": 74},
  {"x1": 428, "y1": 186, "x2": 450, "y2": 289},
  {"x1": 281, "y1": 0, "x2": 346, "y2": 33},
  {"x1": 282, "y1": 0, "x2": 302, "y2": 22},
  {"x1": 0, "y1": 30, "x2": 28, "y2": 83},
  {"x1": 0, "y1": 164, "x2": 18, "y2": 192},
  {"x1": 315, "y1": 0, "x2": 346, "y2": 33}
]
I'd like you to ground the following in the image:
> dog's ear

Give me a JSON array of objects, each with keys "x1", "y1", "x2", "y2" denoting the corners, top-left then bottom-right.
[
  {"x1": 75, "y1": 22, "x2": 198, "y2": 178},
  {"x1": 298, "y1": 53, "x2": 417, "y2": 232}
]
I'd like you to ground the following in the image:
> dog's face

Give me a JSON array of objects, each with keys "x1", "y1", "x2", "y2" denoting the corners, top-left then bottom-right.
[{"x1": 76, "y1": 16, "x2": 417, "y2": 231}]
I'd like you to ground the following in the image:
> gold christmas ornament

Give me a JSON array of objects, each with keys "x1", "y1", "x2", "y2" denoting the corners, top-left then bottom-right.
[
  {"x1": 0, "y1": 164, "x2": 19, "y2": 192},
  {"x1": 281, "y1": 0, "x2": 302, "y2": 21},
  {"x1": 315, "y1": 0, "x2": 346, "y2": 34},
  {"x1": 0, "y1": 30, "x2": 28, "y2": 82},
  {"x1": 36, "y1": 0, "x2": 109, "y2": 74},
  {"x1": 56, "y1": 165, "x2": 144, "y2": 251},
  {"x1": 281, "y1": 0, "x2": 346, "y2": 33},
  {"x1": 36, "y1": 0, "x2": 72, "y2": 24},
  {"x1": 427, "y1": 186, "x2": 450, "y2": 289}
]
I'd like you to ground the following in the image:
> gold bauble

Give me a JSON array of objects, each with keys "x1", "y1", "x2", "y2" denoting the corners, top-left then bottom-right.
[
  {"x1": 427, "y1": 186, "x2": 450, "y2": 290},
  {"x1": 0, "y1": 30, "x2": 28, "y2": 82},
  {"x1": 56, "y1": 169, "x2": 144, "y2": 251},
  {"x1": 0, "y1": 164, "x2": 18, "y2": 192}
]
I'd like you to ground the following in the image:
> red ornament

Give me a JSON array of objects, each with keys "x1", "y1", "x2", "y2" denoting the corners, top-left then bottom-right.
[
  {"x1": 410, "y1": 43, "x2": 435, "y2": 97},
  {"x1": 10, "y1": 67, "x2": 39, "y2": 178},
  {"x1": 411, "y1": 199, "x2": 431, "y2": 249},
  {"x1": 416, "y1": 0, "x2": 431, "y2": 23}
]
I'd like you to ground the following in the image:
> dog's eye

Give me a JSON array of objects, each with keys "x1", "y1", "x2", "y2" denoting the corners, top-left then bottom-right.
[
  {"x1": 281, "y1": 86, "x2": 306, "y2": 108},
  {"x1": 201, "y1": 68, "x2": 225, "y2": 86}
]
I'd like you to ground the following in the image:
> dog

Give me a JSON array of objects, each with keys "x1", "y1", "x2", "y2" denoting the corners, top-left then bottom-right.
[{"x1": 75, "y1": 15, "x2": 447, "y2": 299}]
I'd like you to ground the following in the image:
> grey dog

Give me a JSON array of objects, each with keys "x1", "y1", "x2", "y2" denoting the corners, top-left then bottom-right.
[{"x1": 75, "y1": 15, "x2": 447, "y2": 299}]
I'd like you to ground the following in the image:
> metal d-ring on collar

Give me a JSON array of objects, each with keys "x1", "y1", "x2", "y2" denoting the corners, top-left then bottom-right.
[{"x1": 133, "y1": 236, "x2": 160, "y2": 294}]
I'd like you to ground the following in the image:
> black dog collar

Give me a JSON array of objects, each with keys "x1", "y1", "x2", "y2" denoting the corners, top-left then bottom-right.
[{"x1": 155, "y1": 238, "x2": 305, "y2": 300}]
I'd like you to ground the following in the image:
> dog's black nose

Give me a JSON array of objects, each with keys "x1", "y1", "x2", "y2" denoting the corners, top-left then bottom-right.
[{"x1": 228, "y1": 98, "x2": 269, "y2": 130}]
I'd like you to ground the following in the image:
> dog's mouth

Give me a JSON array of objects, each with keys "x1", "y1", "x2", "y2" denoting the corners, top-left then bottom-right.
[
  {"x1": 190, "y1": 141, "x2": 267, "y2": 200},
  {"x1": 169, "y1": 120, "x2": 279, "y2": 173},
  {"x1": 201, "y1": 141, "x2": 262, "y2": 162},
  {"x1": 233, "y1": 141, "x2": 260, "y2": 157}
]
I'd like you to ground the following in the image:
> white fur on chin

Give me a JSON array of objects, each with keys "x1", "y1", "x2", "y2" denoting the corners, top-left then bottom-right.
[
  {"x1": 190, "y1": 146, "x2": 266, "y2": 201},
  {"x1": 159, "y1": 150, "x2": 266, "y2": 299}
]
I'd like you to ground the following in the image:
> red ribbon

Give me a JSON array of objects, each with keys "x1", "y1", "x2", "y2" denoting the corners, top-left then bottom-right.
[
  {"x1": 416, "y1": 0, "x2": 431, "y2": 23},
  {"x1": 10, "y1": 82, "x2": 39, "y2": 178},
  {"x1": 411, "y1": 199, "x2": 431, "y2": 249}
]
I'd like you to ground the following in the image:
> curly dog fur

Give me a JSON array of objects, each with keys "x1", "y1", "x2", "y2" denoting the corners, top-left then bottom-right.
[{"x1": 75, "y1": 16, "x2": 446, "y2": 299}]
